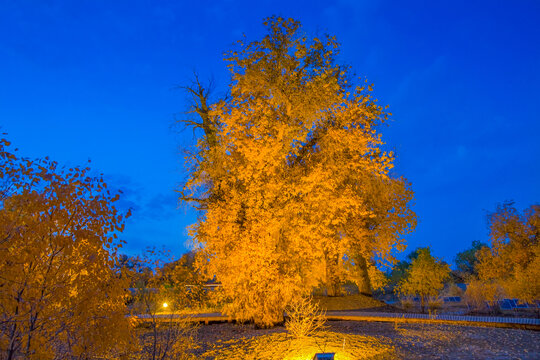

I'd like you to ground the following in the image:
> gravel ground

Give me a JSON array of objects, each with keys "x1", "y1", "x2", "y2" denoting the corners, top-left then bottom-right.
[
  {"x1": 329, "y1": 321, "x2": 540, "y2": 359},
  {"x1": 194, "y1": 320, "x2": 540, "y2": 359}
]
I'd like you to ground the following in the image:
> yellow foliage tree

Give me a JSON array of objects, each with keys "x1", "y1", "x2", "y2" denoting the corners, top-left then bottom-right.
[
  {"x1": 0, "y1": 137, "x2": 135, "y2": 359},
  {"x1": 464, "y1": 277, "x2": 504, "y2": 311},
  {"x1": 475, "y1": 202, "x2": 539, "y2": 303},
  {"x1": 181, "y1": 17, "x2": 416, "y2": 327},
  {"x1": 396, "y1": 248, "x2": 450, "y2": 313}
]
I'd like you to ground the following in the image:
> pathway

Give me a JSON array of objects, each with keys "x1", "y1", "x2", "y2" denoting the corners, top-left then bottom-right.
[{"x1": 133, "y1": 311, "x2": 540, "y2": 329}]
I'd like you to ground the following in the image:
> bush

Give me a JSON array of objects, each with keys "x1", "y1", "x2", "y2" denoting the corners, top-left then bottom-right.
[
  {"x1": 400, "y1": 298, "x2": 414, "y2": 312},
  {"x1": 285, "y1": 297, "x2": 326, "y2": 339},
  {"x1": 428, "y1": 299, "x2": 443, "y2": 313},
  {"x1": 446, "y1": 283, "x2": 465, "y2": 297},
  {"x1": 137, "y1": 317, "x2": 198, "y2": 360},
  {"x1": 464, "y1": 278, "x2": 504, "y2": 312}
]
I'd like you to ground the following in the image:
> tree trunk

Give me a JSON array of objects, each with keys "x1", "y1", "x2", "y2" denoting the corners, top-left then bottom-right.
[
  {"x1": 7, "y1": 321, "x2": 18, "y2": 360},
  {"x1": 7, "y1": 290, "x2": 23, "y2": 360},
  {"x1": 325, "y1": 252, "x2": 342, "y2": 297},
  {"x1": 420, "y1": 296, "x2": 426, "y2": 314},
  {"x1": 355, "y1": 253, "x2": 373, "y2": 296}
]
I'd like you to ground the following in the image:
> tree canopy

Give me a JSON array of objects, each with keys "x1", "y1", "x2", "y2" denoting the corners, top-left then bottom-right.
[
  {"x1": 454, "y1": 240, "x2": 486, "y2": 278},
  {"x1": 181, "y1": 17, "x2": 416, "y2": 327},
  {"x1": 475, "y1": 202, "x2": 539, "y2": 303},
  {"x1": 396, "y1": 247, "x2": 450, "y2": 313},
  {"x1": 0, "y1": 137, "x2": 135, "y2": 359}
]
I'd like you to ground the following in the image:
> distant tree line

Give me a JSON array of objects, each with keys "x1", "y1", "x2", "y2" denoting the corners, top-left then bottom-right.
[{"x1": 387, "y1": 202, "x2": 539, "y2": 313}]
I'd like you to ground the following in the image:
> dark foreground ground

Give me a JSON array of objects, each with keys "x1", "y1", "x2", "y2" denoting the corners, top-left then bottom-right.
[{"x1": 193, "y1": 320, "x2": 540, "y2": 359}]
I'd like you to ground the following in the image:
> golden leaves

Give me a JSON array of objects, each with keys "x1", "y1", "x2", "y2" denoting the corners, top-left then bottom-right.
[
  {"x1": 475, "y1": 203, "x2": 540, "y2": 303},
  {"x1": 0, "y1": 137, "x2": 135, "y2": 359},
  {"x1": 396, "y1": 248, "x2": 450, "y2": 303},
  {"x1": 181, "y1": 17, "x2": 416, "y2": 326}
]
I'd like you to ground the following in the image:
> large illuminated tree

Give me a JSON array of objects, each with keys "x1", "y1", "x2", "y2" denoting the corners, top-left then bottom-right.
[{"x1": 181, "y1": 17, "x2": 416, "y2": 327}]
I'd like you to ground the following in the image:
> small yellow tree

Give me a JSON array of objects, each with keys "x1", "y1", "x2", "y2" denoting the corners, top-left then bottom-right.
[
  {"x1": 0, "y1": 137, "x2": 135, "y2": 359},
  {"x1": 396, "y1": 248, "x2": 450, "y2": 313},
  {"x1": 475, "y1": 202, "x2": 539, "y2": 303}
]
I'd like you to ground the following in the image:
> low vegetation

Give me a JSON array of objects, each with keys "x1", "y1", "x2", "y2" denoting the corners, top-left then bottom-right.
[{"x1": 285, "y1": 297, "x2": 326, "y2": 339}]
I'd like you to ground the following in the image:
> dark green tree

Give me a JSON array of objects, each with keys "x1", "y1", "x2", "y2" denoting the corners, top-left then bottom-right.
[{"x1": 454, "y1": 240, "x2": 486, "y2": 277}]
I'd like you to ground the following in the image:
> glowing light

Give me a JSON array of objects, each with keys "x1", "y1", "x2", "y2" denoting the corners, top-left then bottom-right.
[
  {"x1": 313, "y1": 353, "x2": 335, "y2": 360},
  {"x1": 162, "y1": 302, "x2": 168, "y2": 308}
]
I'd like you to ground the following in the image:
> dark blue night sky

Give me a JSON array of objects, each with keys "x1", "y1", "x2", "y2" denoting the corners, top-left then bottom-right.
[{"x1": 1, "y1": 0, "x2": 539, "y2": 264}]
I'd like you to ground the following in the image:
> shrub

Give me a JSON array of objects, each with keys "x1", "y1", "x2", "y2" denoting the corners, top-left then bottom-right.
[
  {"x1": 464, "y1": 278, "x2": 504, "y2": 312},
  {"x1": 428, "y1": 299, "x2": 443, "y2": 314},
  {"x1": 400, "y1": 298, "x2": 414, "y2": 312},
  {"x1": 285, "y1": 297, "x2": 326, "y2": 339},
  {"x1": 137, "y1": 317, "x2": 198, "y2": 360},
  {"x1": 446, "y1": 283, "x2": 465, "y2": 297}
]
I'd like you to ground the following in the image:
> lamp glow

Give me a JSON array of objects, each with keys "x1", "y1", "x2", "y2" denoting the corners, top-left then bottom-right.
[
  {"x1": 162, "y1": 302, "x2": 168, "y2": 308},
  {"x1": 313, "y1": 353, "x2": 335, "y2": 360}
]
